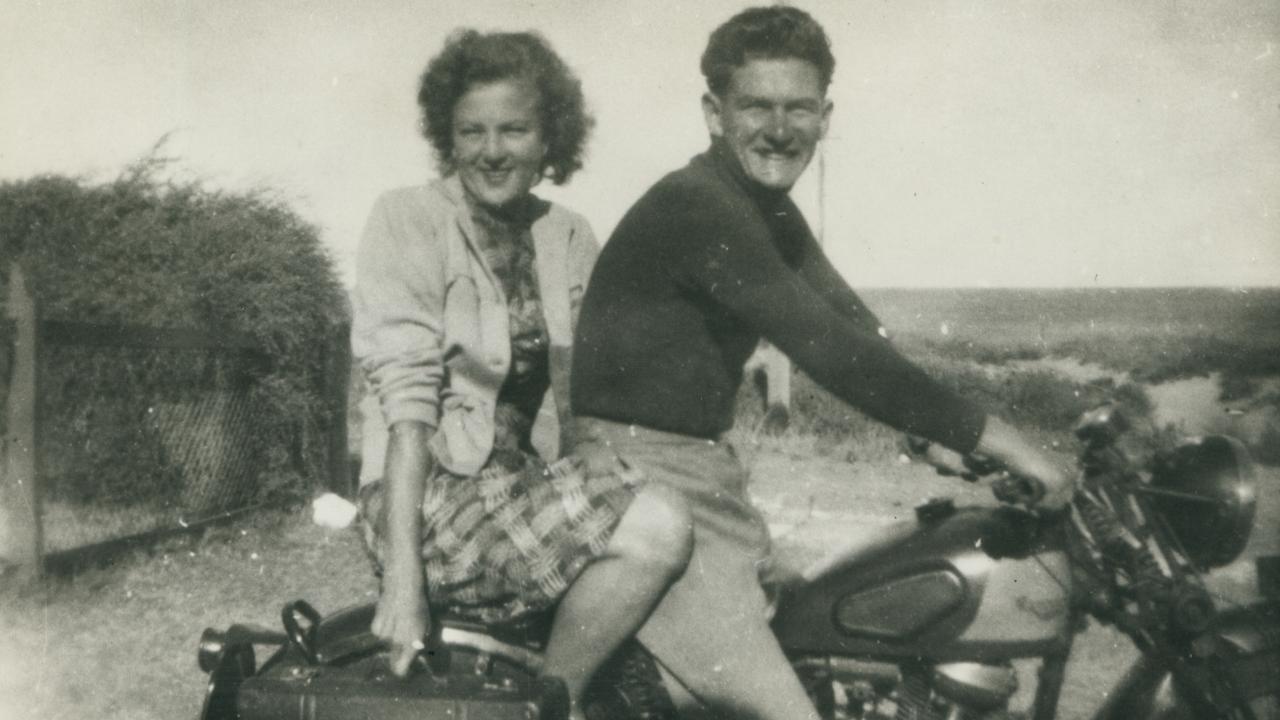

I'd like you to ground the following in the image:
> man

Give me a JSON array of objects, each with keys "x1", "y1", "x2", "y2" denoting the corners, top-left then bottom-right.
[{"x1": 571, "y1": 6, "x2": 1071, "y2": 719}]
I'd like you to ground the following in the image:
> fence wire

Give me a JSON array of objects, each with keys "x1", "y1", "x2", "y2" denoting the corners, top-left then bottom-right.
[{"x1": 38, "y1": 343, "x2": 269, "y2": 552}]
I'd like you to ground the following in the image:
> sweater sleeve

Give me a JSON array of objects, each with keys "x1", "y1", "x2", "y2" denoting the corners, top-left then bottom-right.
[
  {"x1": 668, "y1": 186, "x2": 986, "y2": 452},
  {"x1": 794, "y1": 233, "x2": 886, "y2": 337},
  {"x1": 351, "y1": 190, "x2": 447, "y2": 429}
]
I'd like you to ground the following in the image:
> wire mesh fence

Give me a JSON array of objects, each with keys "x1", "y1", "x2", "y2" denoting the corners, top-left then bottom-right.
[
  {"x1": 1, "y1": 267, "x2": 349, "y2": 577},
  {"x1": 37, "y1": 342, "x2": 268, "y2": 553}
]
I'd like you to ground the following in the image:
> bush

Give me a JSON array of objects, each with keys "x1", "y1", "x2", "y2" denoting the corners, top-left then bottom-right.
[
  {"x1": 0, "y1": 156, "x2": 347, "y2": 509},
  {"x1": 734, "y1": 352, "x2": 1161, "y2": 463}
]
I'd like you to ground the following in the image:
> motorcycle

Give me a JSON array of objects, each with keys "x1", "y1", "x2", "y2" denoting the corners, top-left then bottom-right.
[{"x1": 198, "y1": 405, "x2": 1279, "y2": 719}]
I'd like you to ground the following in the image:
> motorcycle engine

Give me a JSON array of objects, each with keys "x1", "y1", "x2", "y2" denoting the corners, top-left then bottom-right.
[
  {"x1": 930, "y1": 662, "x2": 1018, "y2": 711},
  {"x1": 890, "y1": 662, "x2": 1017, "y2": 720}
]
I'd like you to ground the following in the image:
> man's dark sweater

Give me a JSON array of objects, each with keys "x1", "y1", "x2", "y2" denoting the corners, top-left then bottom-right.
[{"x1": 572, "y1": 141, "x2": 987, "y2": 453}]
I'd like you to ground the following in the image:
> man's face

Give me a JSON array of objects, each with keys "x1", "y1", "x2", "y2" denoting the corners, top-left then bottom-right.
[{"x1": 703, "y1": 57, "x2": 832, "y2": 191}]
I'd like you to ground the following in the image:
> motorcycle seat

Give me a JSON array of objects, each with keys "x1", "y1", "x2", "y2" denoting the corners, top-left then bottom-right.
[
  {"x1": 433, "y1": 605, "x2": 555, "y2": 651},
  {"x1": 298, "y1": 601, "x2": 553, "y2": 665}
]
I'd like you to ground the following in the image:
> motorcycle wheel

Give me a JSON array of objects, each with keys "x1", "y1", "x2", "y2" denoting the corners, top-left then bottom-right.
[
  {"x1": 1150, "y1": 694, "x2": 1280, "y2": 720},
  {"x1": 1163, "y1": 672, "x2": 1280, "y2": 720}
]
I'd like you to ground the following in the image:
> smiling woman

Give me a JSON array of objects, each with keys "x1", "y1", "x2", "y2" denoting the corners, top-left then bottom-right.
[
  {"x1": 349, "y1": 29, "x2": 695, "y2": 720},
  {"x1": 416, "y1": 30, "x2": 591, "y2": 189},
  {"x1": 450, "y1": 80, "x2": 547, "y2": 210}
]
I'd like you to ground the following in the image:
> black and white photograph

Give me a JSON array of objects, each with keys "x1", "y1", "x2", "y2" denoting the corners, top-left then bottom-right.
[{"x1": 2, "y1": 2, "x2": 1278, "y2": 718}]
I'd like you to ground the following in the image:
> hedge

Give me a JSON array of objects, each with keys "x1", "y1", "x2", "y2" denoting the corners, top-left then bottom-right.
[{"x1": 0, "y1": 156, "x2": 347, "y2": 509}]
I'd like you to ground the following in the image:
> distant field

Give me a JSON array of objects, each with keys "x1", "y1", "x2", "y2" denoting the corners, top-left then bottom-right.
[
  {"x1": 861, "y1": 286, "x2": 1280, "y2": 383},
  {"x1": 730, "y1": 286, "x2": 1280, "y2": 467}
]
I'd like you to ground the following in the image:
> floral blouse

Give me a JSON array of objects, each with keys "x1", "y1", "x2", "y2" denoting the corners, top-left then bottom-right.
[{"x1": 467, "y1": 196, "x2": 551, "y2": 457}]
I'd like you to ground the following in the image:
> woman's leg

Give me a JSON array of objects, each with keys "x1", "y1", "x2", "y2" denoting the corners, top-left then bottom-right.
[
  {"x1": 541, "y1": 484, "x2": 693, "y2": 719},
  {"x1": 660, "y1": 625, "x2": 822, "y2": 720}
]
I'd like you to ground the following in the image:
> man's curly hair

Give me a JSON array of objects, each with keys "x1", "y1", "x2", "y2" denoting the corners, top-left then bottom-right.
[
  {"x1": 700, "y1": 6, "x2": 835, "y2": 97},
  {"x1": 418, "y1": 30, "x2": 592, "y2": 185}
]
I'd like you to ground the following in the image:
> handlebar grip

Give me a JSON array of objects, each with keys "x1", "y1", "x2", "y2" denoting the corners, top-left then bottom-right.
[
  {"x1": 962, "y1": 452, "x2": 1004, "y2": 479},
  {"x1": 992, "y1": 474, "x2": 1046, "y2": 507}
]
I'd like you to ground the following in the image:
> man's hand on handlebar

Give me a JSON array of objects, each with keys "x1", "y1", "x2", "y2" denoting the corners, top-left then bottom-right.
[
  {"x1": 907, "y1": 436, "x2": 1006, "y2": 483},
  {"x1": 972, "y1": 416, "x2": 1075, "y2": 512},
  {"x1": 907, "y1": 435, "x2": 971, "y2": 479},
  {"x1": 910, "y1": 417, "x2": 1075, "y2": 512}
]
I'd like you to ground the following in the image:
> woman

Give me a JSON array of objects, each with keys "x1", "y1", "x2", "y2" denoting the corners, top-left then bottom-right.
[{"x1": 351, "y1": 31, "x2": 692, "y2": 719}]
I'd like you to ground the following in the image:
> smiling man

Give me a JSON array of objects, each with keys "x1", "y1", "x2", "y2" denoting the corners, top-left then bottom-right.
[{"x1": 570, "y1": 6, "x2": 1069, "y2": 719}]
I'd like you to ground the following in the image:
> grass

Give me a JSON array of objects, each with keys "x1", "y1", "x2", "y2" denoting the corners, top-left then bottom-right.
[
  {"x1": 40, "y1": 500, "x2": 184, "y2": 554},
  {"x1": 1, "y1": 509, "x2": 378, "y2": 720}
]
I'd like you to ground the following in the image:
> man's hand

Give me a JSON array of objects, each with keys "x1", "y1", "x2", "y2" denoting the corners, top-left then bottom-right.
[
  {"x1": 907, "y1": 436, "x2": 1003, "y2": 481},
  {"x1": 973, "y1": 416, "x2": 1075, "y2": 511},
  {"x1": 372, "y1": 564, "x2": 430, "y2": 677},
  {"x1": 907, "y1": 435, "x2": 970, "y2": 478}
]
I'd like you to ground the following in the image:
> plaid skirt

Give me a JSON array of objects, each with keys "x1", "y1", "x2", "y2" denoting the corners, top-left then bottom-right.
[{"x1": 359, "y1": 447, "x2": 639, "y2": 623}]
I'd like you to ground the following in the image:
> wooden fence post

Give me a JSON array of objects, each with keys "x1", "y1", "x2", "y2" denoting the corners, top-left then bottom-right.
[{"x1": 1, "y1": 264, "x2": 43, "y2": 579}]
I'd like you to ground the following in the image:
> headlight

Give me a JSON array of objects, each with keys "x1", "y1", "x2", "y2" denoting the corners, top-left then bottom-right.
[{"x1": 1148, "y1": 435, "x2": 1257, "y2": 569}]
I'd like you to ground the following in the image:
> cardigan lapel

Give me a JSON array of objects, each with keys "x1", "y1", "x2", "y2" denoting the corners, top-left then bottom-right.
[
  {"x1": 530, "y1": 208, "x2": 577, "y2": 455},
  {"x1": 436, "y1": 175, "x2": 576, "y2": 455},
  {"x1": 439, "y1": 175, "x2": 502, "y2": 297},
  {"x1": 531, "y1": 213, "x2": 572, "y2": 348},
  {"x1": 441, "y1": 174, "x2": 572, "y2": 348}
]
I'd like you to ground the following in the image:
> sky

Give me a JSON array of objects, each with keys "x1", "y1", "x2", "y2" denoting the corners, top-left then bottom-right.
[{"x1": 2, "y1": 0, "x2": 1277, "y2": 287}]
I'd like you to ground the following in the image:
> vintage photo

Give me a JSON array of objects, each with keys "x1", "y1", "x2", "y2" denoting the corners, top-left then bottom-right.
[{"x1": 2, "y1": 2, "x2": 1277, "y2": 718}]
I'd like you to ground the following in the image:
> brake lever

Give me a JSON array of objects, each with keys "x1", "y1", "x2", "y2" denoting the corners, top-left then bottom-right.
[
  {"x1": 960, "y1": 452, "x2": 1004, "y2": 483},
  {"x1": 991, "y1": 472, "x2": 1047, "y2": 508}
]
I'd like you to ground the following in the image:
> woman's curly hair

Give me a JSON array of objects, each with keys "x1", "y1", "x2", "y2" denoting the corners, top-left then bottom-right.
[{"x1": 418, "y1": 30, "x2": 593, "y2": 185}]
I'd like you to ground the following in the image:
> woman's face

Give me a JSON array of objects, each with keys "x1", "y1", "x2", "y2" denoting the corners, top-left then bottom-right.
[{"x1": 451, "y1": 79, "x2": 547, "y2": 211}]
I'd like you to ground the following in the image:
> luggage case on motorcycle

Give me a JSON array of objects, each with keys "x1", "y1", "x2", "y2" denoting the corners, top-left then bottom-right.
[{"x1": 198, "y1": 600, "x2": 568, "y2": 720}]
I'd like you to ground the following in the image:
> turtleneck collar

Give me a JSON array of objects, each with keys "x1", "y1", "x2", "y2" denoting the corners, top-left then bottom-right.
[{"x1": 706, "y1": 137, "x2": 791, "y2": 210}]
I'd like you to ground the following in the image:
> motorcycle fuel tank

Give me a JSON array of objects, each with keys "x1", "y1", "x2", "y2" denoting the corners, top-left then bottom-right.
[{"x1": 772, "y1": 500, "x2": 1071, "y2": 662}]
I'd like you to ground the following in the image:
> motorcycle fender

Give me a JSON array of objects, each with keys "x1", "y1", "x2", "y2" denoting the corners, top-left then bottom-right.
[{"x1": 1213, "y1": 602, "x2": 1280, "y2": 656}]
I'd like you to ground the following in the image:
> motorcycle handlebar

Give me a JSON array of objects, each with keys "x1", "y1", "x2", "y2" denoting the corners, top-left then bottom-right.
[
  {"x1": 910, "y1": 439, "x2": 1061, "y2": 510},
  {"x1": 990, "y1": 473, "x2": 1047, "y2": 507}
]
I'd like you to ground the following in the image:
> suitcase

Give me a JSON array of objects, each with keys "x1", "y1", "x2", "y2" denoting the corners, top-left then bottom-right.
[{"x1": 198, "y1": 600, "x2": 568, "y2": 720}]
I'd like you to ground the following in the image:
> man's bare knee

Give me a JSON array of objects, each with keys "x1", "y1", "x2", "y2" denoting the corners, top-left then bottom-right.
[{"x1": 610, "y1": 485, "x2": 693, "y2": 578}]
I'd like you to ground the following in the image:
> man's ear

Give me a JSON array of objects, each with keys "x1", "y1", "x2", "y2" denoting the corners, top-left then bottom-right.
[
  {"x1": 819, "y1": 98, "x2": 833, "y2": 140},
  {"x1": 702, "y1": 92, "x2": 724, "y2": 137}
]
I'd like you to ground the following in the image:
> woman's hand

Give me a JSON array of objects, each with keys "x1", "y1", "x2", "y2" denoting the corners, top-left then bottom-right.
[
  {"x1": 974, "y1": 416, "x2": 1075, "y2": 511},
  {"x1": 373, "y1": 562, "x2": 430, "y2": 677}
]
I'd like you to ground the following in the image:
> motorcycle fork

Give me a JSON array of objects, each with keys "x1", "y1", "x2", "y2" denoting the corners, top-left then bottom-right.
[
  {"x1": 1030, "y1": 635, "x2": 1072, "y2": 720},
  {"x1": 1087, "y1": 652, "x2": 1169, "y2": 720}
]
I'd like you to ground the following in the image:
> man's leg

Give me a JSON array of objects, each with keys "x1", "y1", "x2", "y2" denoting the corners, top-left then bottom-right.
[
  {"x1": 635, "y1": 530, "x2": 821, "y2": 720},
  {"x1": 569, "y1": 418, "x2": 820, "y2": 719}
]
